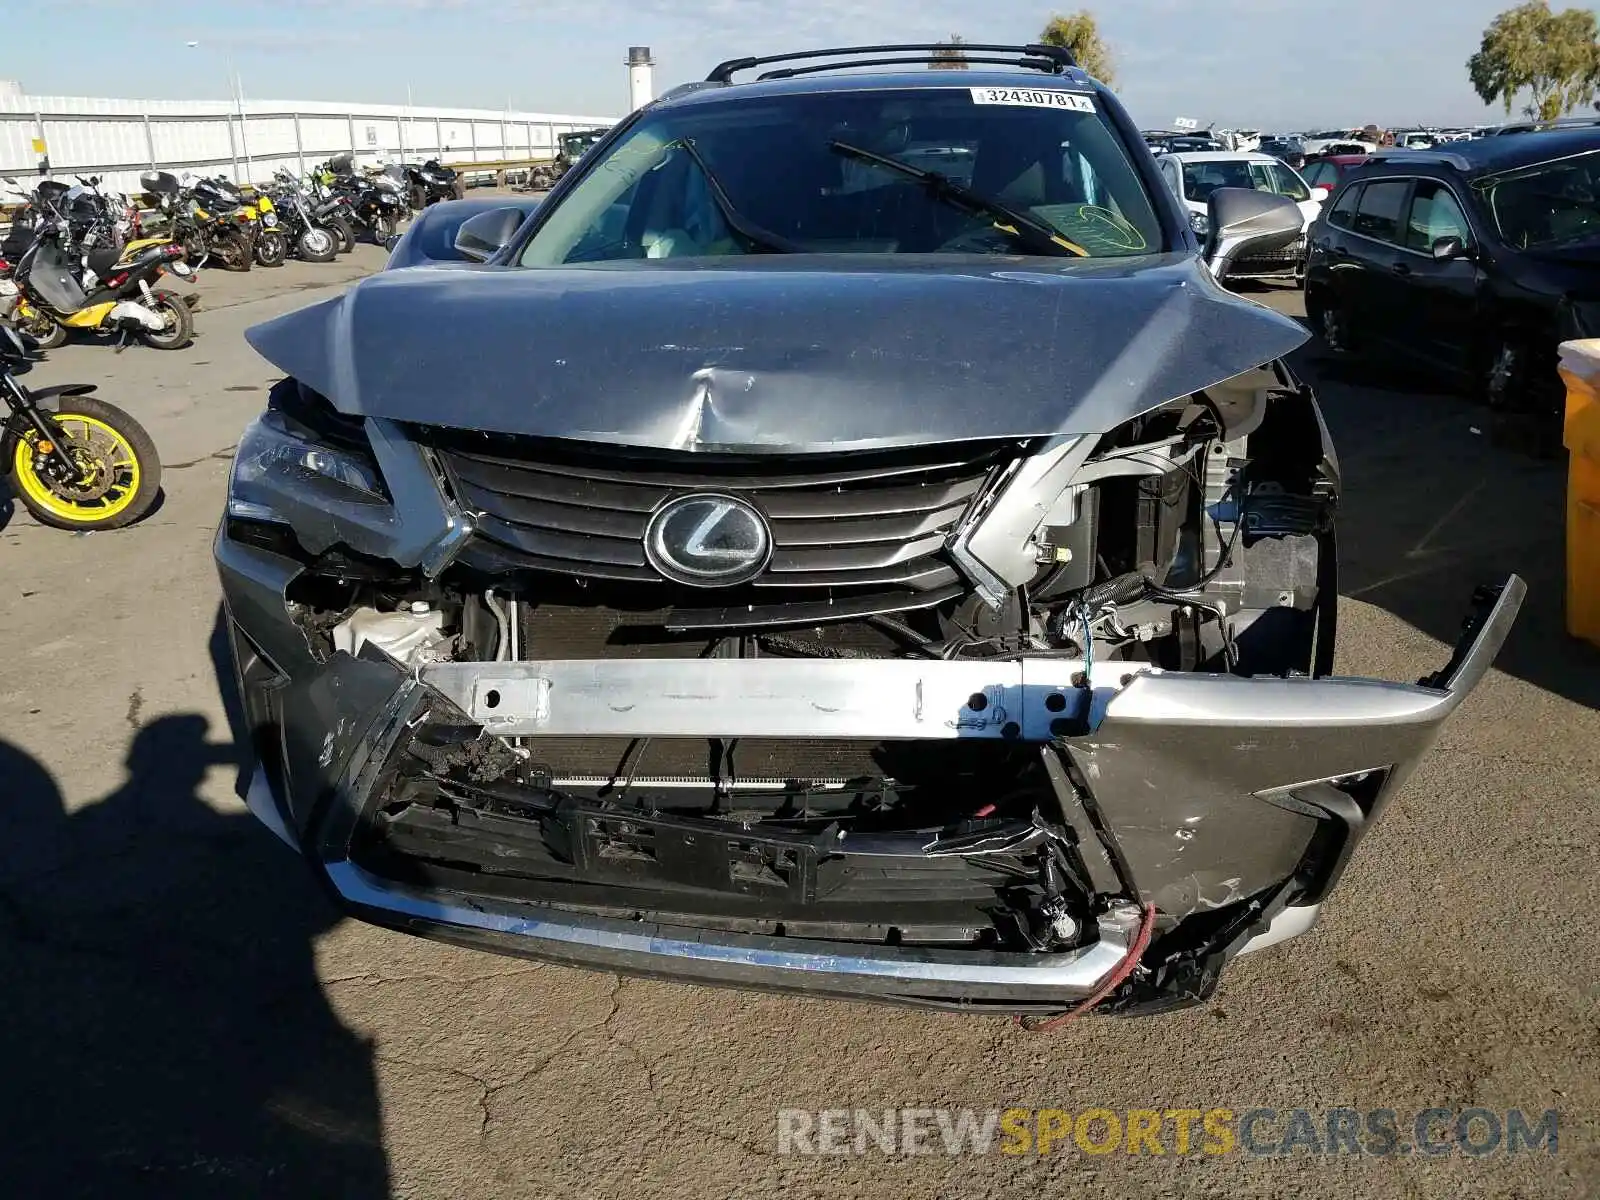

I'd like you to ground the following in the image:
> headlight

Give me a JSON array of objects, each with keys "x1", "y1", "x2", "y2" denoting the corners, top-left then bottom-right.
[
  {"x1": 228, "y1": 410, "x2": 396, "y2": 555},
  {"x1": 1189, "y1": 211, "x2": 1210, "y2": 236},
  {"x1": 261, "y1": 211, "x2": 279, "y2": 227}
]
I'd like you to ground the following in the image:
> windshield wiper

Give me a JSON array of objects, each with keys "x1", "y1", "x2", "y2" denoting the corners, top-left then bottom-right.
[
  {"x1": 670, "y1": 138, "x2": 800, "y2": 254},
  {"x1": 829, "y1": 140, "x2": 1088, "y2": 257}
]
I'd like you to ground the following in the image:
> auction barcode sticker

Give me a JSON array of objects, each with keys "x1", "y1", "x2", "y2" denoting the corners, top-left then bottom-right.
[{"x1": 970, "y1": 87, "x2": 1096, "y2": 112}]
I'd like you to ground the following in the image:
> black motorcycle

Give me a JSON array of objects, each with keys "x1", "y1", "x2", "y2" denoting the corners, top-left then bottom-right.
[
  {"x1": 0, "y1": 322, "x2": 162, "y2": 528},
  {"x1": 263, "y1": 172, "x2": 339, "y2": 262},
  {"x1": 323, "y1": 154, "x2": 408, "y2": 244}
]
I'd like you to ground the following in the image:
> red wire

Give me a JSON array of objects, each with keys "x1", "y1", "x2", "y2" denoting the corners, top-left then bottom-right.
[{"x1": 1018, "y1": 901, "x2": 1159, "y2": 1033}]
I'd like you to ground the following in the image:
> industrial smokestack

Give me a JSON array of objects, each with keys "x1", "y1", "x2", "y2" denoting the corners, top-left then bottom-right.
[{"x1": 627, "y1": 46, "x2": 655, "y2": 111}]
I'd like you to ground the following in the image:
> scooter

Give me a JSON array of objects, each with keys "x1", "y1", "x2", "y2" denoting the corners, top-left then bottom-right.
[{"x1": 9, "y1": 212, "x2": 196, "y2": 351}]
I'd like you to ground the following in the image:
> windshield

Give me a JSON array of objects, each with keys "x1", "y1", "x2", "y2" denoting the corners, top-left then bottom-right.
[
  {"x1": 1181, "y1": 159, "x2": 1310, "y2": 203},
  {"x1": 519, "y1": 86, "x2": 1165, "y2": 265},
  {"x1": 1479, "y1": 151, "x2": 1600, "y2": 249}
]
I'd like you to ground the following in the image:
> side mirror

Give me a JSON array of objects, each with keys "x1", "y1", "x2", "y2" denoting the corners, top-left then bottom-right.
[
  {"x1": 452, "y1": 206, "x2": 525, "y2": 262},
  {"x1": 1310, "y1": 185, "x2": 1332, "y2": 202},
  {"x1": 1204, "y1": 187, "x2": 1304, "y2": 281},
  {"x1": 1432, "y1": 235, "x2": 1471, "y2": 261}
]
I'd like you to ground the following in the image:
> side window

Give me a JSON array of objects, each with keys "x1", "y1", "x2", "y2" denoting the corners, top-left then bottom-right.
[
  {"x1": 1327, "y1": 183, "x2": 1361, "y2": 229},
  {"x1": 1159, "y1": 157, "x2": 1179, "y2": 197},
  {"x1": 1404, "y1": 180, "x2": 1472, "y2": 253},
  {"x1": 1352, "y1": 179, "x2": 1410, "y2": 243},
  {"x1": 1264, "y1": 162, "x2": 1310, "y2": 201},
  {"x1": 1304, "y1": 162, "x2": 1330, "y2": 188}
]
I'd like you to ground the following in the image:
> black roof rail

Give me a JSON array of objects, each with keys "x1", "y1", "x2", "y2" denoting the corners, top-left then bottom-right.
[
  {"x1": 706, "y1": 43, "x2": 1077, "y2": 84},
  {"x1": 760, "y1": 54, "x2": 1061, "y2": 81},
  {"x1": 1366, "y1": 148, "x2": 1474, "y2": 171}
]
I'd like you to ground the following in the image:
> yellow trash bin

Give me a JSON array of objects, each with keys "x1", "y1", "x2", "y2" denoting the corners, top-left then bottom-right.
[{"x1": 1559, "y1": 339, "x2": 1600, "y2": 647}]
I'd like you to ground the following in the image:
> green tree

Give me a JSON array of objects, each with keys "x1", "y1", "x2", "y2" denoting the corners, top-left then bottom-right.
[
  {"x1": 931, "y1": 34, "x2": 969, "y2": 70},
  {"x1": 1468, "y1": 1, "x2": 1600, "y2": 121},
  {"x1": 1039, "y1": 11, "x2": 1114, "y2": 87}
]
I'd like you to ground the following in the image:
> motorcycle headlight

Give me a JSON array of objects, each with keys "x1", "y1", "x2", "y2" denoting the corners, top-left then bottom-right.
[
  {"x1": 261, "y1": 211, "x2": 279, "y2": 227},
  {"x1": 228, "y1": 409, "x2": 397, "y2": 554}
]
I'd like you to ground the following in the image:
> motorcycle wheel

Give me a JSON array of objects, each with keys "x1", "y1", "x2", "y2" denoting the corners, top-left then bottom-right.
[
  {"x1": 329, "y1": 216, "x2": 355, "y2": 254},
  {"x1": 139, "y1": 288, "x2": 194, "y2": 351},
  {"x1": 7, "y1": 394, "x2": 162, "y2": 529},
  {"x1": 297, "y1": 226, "x2": 338, "y2": 263},
  {"x1": 220, "y1": 234, "x2": 252, "y2": 271},
  {"x1": 15, "y1": 310, "x2": 67, "y2": 350},
  {"x1": 255, "y1": 228, "x2": 287, "y2": 267},
  {"x1": 180, "y1": 232, "x2": 210, "y2": 270},
  {"x1": 370, "y1": 213, "x2": 396, "y2": 244}
]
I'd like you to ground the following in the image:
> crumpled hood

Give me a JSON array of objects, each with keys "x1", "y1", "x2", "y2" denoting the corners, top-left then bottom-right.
[{"x1": 244, "y1": 254, "x2": 1308, "y2": 452}]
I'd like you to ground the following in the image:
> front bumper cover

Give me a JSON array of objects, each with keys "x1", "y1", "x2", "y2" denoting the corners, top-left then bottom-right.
[{"x1": 216, "y1": 526, "x2": 1523, "y2": 1010}]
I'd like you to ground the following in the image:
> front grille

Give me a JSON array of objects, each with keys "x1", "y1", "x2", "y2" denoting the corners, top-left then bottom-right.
[{"x1": 417, "y1": 430, "x2": 1013, "y2": 593}]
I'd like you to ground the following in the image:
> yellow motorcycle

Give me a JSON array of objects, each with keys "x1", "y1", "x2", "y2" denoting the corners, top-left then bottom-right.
[{"x1": 235, "y1": 184, "x2": 287, "y2": 266}]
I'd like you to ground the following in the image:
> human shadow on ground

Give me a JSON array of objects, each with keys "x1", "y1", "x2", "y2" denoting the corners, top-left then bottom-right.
[{"x1": 0, "y1": 710, "x2": 391, "y2": 1197}]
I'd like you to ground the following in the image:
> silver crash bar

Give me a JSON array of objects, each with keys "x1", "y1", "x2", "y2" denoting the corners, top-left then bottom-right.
[
  {"x1": 419, "y1": 656, "x2": 1115, "y2": 740},
  {"x1": 415, "y1": 565, "x2": 1522, "y2": 741}
]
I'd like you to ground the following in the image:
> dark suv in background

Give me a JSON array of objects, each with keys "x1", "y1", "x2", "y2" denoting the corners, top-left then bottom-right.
[{"x1": 1304, "y1": 128, "x2": 1600, "y2": 434}]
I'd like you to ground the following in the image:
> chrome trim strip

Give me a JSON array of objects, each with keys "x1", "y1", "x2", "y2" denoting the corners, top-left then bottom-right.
[{"x1": 325, "y1": 859, "x2": 1138, "y2": 999}]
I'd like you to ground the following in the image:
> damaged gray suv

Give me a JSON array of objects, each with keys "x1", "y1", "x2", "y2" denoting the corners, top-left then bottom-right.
[{"x1": 216, "y1": 44, "x2": 1522, "y2": 1015}]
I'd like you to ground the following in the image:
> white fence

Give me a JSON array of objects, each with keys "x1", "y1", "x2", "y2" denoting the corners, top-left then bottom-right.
[{"x1": 0, "y1": 92, "x2": 619, "y2": 196}]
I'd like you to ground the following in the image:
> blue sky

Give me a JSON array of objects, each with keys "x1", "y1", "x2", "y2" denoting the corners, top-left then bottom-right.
[{"x1": 5, "y1": 0, "x2": 1542, "y2": 128}]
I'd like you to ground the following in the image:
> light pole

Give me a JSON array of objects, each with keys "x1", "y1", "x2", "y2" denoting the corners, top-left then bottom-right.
[{"x1": 185, "y1": 41, "x2": 252, "y2": 182}]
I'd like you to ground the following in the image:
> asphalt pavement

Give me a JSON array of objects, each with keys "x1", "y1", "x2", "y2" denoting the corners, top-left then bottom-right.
[{"x1": 0, "y1": 250, "x2": 1595, "y2": 1199}]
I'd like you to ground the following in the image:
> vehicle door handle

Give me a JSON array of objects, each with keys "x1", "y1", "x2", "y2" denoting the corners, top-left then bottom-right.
[
  {"x1": 1391, "y1": 262, "x2": 1412, "y2": 276},
  {"x1": 1330, "y1": 245, "x2": 1350, "y2": 257}
]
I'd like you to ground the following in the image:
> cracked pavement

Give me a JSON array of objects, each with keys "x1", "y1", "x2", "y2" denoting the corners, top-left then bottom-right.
[{"x1": 0, "y1": 248, "x2": 1596, "y2": 1199}]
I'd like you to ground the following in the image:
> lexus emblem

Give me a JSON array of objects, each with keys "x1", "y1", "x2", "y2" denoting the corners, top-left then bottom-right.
[{"x1": 644, "y1": 493, "x2": 772, "y2": 587}]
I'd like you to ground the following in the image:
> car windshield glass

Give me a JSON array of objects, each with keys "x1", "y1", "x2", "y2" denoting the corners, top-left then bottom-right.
[
  {"x1": 519, "y1": 86, "x2": 1165, "y2": 264},
  {"x1": 1181, "y1": 159, "x2": 1307, "y2": 203},
  {"x1": 1480, "y1": 151, "x2": 1600, "y2": 249}
]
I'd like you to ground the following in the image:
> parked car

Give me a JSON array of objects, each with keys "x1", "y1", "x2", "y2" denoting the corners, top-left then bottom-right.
[
  {"x1": 1393, "y1": 129, "x2": 1440, "y2": 149},
  {"x1": 1144, "y1": 130, "x2": 1227, "y2": 155},
  {"x1": 218, "y1": 44, "x2": 1520, "y2": 1016},
  {"x1": 1154, "y1": 150, "x2": 1325, "y2": 280},
  {"x1": 1490, "y1": 115, "x2": 1600, "y2": 137},
  {"x1": 1302, "y1": 130, "x2": 1378, "y2": 155},
  {"x1": 1301, "y1": 152, "x2": 1370, "y2": 191},
  {"x1": 1258, "y1": 137, "x2": 1307, "y2": 168},
  {"x1": 1304, "y1": 127, "x2": 1600, "y2": 427}
]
